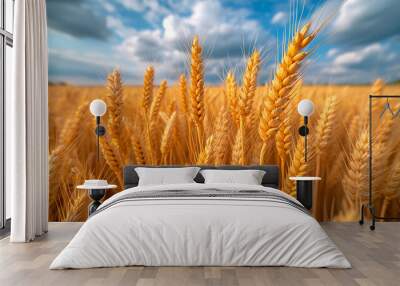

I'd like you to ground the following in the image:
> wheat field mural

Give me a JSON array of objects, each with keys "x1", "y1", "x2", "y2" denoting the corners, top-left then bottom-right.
[{"x1": 48, "y1": 23, "x2": 400, "y2": 222}]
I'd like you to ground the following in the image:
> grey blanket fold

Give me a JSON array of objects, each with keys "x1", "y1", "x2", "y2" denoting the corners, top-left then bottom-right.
[{"x1": 91, "y1": 189, "x2": 309, "y2": 217}]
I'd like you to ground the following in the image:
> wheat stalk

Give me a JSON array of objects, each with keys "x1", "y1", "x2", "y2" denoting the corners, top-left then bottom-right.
[
  {"x1": 381, "y1": 155, "x2": 400, "y2": 216},
  {"x1": 259, "y1": 22, "x2": 316, "y2": 163},
  {"x1": 275, "y1": 115, "x2": 292, "y2": 172}
]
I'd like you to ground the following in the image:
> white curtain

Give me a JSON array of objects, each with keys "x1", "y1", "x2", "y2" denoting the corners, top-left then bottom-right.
[{"x1": 7, "y1": 0, "x2": 48, "y2": 242}]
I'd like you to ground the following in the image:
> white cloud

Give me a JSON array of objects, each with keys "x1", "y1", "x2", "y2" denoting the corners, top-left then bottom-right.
[
  {"x1": 113, "y1": 0, "x2": 271, "y2": 83},
  {"x1": 271, "y1": 12, "x2": 287, "y2": 25},
  {"x1": 308, "y1": 42, "x2": 400, "y2": 83},
  {"x1": 329, "y1": 0, "x2": 400, "y2": 46},
  {"x1": 333, "y1": 44, "x2": 384, "y2": 67}
]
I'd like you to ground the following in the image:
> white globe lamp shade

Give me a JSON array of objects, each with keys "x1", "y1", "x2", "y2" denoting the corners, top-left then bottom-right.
[
  {"x1": 90, "y1": 99, "x2": 107, "y2": 117},
  {"x1": 297, "y1": 99, "x2": 314, "y2": 117}
]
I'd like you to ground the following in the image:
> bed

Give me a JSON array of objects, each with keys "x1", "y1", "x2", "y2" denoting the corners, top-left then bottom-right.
[{"x1": 50, "y1": 165, "x2": 350, "y2": 269}]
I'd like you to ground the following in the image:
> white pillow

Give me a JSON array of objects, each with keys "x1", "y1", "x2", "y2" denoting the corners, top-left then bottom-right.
[
  {"x1": 200, "y1": 169, "x2": 266, "y2": 185},
  {"x1": 135, "y1": 167, "x2": 200, "y2": 186}
]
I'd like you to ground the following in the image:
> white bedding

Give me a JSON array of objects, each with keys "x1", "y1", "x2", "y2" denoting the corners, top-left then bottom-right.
[{"x1": 50, "y1": 183, "x2": 351, "y2": 269}]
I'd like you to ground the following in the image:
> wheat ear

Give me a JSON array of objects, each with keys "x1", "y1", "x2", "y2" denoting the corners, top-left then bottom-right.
[
  {"x1": 160, "y1": 112, "x2": 177, "y2": 164},
  {"x1": 342, "y1": 129, "x2": 369, "y2": 210},
  {"x1": 315, "y1": 95, "x2": 337, "y2": 156},
  {"x1": 371, "y1": 78, "x2": 385, "y2": 114},
  {"x1": 226, "y1": 71, "x2": 240, "y2": 127},
  {"x1": 283, "y1": 138, "x2": 309, "y2": 196},
  {"x1": 149, "y1": 80, "x2": 168, "y2": 129},
  {"x1": 100, "y1": 136, "x2": 123, "y2": 186},
  {"x1": 189, "y1": 36, "x2": 205, "y2": 145},
  {"x1": 239, "y1": 50, "x2": 261, "y2": 118},
  {"x1": 197, "y1": 135, "x2": 214, "y2": 165},
  {"x1": 238, "y1": 50, "x2": 261, "y2": 164},
  {"x1": 231, "y1": 130, "x2": 242, "y2": 164},
  {"x1": 178, "y1": 74, "x2": 189, "y2": 114},
  {"x1": 146, "y1": 80, "x2": 167, "y2": 163},
  {"x1": 131, "y1": 135, "x2": 146, "y2": 165},
  {"x1": 142, "y1": 66, "x2": 154, "y2": 115},
  {"x1": 213, "y1": 108, "x2": 230, "y2": 165},
  {"x1": 49, "y1": 101, "x2": 89, "y2": 221},
  {"x1": 375, "y1": 102, "x2": 399, "y2": 144},
  {"x1": 275, "y1": 114, "x2": 292, "y2": 172},
  {"x1": 167, "y1": 99, "x2": 177, "y2": 117},
  {"x1": 106, "y1": 69, "x2": 124, "y2": 153},
  {"x1": 259, "y1": 22, "x2": 316, "y2": 163}
]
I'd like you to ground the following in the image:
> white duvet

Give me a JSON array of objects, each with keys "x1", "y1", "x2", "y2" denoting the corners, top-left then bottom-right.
[{"x1": 50, "y1": 183, "x2": 351, "y2": 269}]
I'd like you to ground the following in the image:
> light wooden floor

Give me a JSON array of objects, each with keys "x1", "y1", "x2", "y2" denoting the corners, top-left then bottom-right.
[{"x1": 0, "y1": 222, "x2": 399, "y2": 286}]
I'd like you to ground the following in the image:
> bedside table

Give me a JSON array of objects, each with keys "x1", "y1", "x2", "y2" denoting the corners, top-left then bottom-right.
[
  {"x1": 289, "y1": 177, "x2": 321, "y2": 210},
  {"x1": 77, "y1": 184, "x2": 117, "y2": 216}
]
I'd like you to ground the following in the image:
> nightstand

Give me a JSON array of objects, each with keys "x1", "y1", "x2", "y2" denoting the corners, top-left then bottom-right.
[
  {"x1": 289, "y1": 177, "x2": 321, "y2": 210},
  {"x1": 77, "y1": 182, "x2": 117, "y2": 216}
]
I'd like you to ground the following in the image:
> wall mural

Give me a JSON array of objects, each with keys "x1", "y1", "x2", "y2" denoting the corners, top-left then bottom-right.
[{"x1": 48, "y1": 0, "x2": 400, "y2": 222}]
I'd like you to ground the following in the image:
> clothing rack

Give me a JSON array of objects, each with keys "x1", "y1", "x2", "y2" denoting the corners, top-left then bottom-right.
[{"x1": 359, "y1": 95, "x2": 400, "y2": 230}]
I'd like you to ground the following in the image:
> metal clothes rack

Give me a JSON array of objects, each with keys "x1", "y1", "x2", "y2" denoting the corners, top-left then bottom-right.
[{"x1": 360, "y1": 95, "x2": 400, "y2": 230}]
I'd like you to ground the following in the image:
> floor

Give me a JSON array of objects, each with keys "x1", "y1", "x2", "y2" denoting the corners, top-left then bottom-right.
[{"x1": 0, "y1": 222, "x2": 399, "y2": 286}]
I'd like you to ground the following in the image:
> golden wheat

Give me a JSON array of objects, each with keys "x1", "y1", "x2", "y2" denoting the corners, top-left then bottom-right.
[
  {"x1": 197, "y1": 135, "x2": 214, "y2": 165},
  {"x1": 259, "y1": 22, "x2": 316, "y2": 163},
  {"x1": 100, "y1": 136, "x2": 123, "y2": 186},
  {"x1": 142, "y1": 66, "x2": 155, "y2": 114},
  {"x1": 160, "y1": 112, "x2": 177, "y2": 163},
  {"x1": 226, "y1": 71, "x2": 240, "y2": 126},
  {"x1": 47, "y1": 33, "x2": 400, "y2": 222},
  {"x1": 106, "y1": 69, "x2": 124, "y2": 155},
  {"x1": 131, "y1": 135, "x2": 146, "y2": 165},
  {"x1": 189, "y1": 36, "x2": 205, "y2": 147},
  {"x1": 213, "y1": 108, "x2": 230, "y2": 165},
  {"x1": 342, "y1": 129, "x2": 369, "y2": 210},
  {"x1": 283, "y1": 137, "x2": 310, "y2": 195},
  {"x1": 178, "y1": 74, "x2": 189, "y2": 114}
]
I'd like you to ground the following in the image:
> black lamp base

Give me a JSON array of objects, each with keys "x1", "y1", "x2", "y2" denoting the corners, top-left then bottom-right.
[
  {"x1": 296, "y1": 180, "x2": 313, "y2": 210},
  {"x1": 88, "y1": 189, "x2": 106, "y2": 216}
]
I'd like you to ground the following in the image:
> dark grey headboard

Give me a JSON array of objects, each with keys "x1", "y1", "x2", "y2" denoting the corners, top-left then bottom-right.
[{"x1": 123, "y1": 165, "x2": 279, "y2": 189}]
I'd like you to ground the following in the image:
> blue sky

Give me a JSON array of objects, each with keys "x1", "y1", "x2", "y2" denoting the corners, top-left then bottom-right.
[{"x1": 47, "y1": 0, "x2": 400, "y2": 85}]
